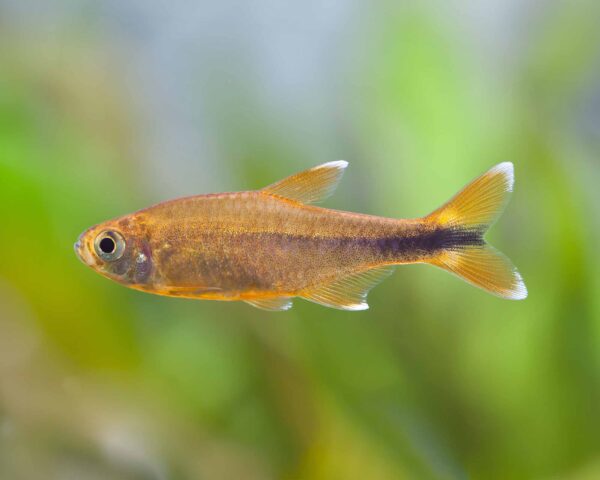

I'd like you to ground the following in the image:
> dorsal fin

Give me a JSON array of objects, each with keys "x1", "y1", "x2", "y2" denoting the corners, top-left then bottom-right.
[
  {"x1": 261, "y1": 161, "x2": 348, "y2": 204},
  {"x1": 245, "y1": 297, "x2": 293, "y2": 311},
  {"x1": 300, "y1": 265, "x2": 395, "y2": 310}
]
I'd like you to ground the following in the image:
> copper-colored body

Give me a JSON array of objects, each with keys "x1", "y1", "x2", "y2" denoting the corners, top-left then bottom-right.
[{"x1": 123, "y1": 192, "x2": 427, "y2": 300}]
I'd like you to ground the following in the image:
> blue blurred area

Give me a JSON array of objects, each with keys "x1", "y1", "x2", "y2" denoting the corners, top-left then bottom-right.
[{"x1": 1, "y1": 1, "x2": 600, "y2": 479}]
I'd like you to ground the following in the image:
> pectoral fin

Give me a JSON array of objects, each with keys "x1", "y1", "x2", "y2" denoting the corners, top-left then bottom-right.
[
  {"x1": 300, "y1": 265, "x2": 395, "y2": 310},
  {"x1": 245, "y1": 297, "x2": 294, "y2": 311},
  {"x1": 261, "y1": 160, "x2": 348, "y2": 204},
  {"x1": 159, "y1": 286, "x2": 222, "y2": 297}
]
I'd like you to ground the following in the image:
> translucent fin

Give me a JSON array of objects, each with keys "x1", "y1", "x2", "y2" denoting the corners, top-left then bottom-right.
[
  {"x1": 161, "y1": 286, "x2": 222, "y2": 297},
  {"x1": 261, "y1": 160, "x2": 348, "y2": 204},
  {"x1": 426, "y1": 162, "x2": 514, "y2": 229},
  {"x1": 430, "y1": 246, "x2": 527, "y2": 300},
  {"x1": 423, "y1": 162, "x2": 527, "y2": 299},
  {"x1": 301, "y1": 265, "x2": 395, "y2": 310},
  {"x1": 245, "y1": 297, "x2": 293, "y2": 311}
]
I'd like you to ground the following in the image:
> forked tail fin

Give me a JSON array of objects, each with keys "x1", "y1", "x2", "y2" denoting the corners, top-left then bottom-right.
[{"x1": 424, "y1": 162, "x2": 527, "y2": 300}]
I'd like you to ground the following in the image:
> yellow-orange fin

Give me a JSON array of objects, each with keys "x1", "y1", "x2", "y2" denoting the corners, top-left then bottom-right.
[
  {"x1": 301, "y1": 265, "x2": 395, "y2": 310},
  {"x1": 424, "y1": 162, "x2": 527, "y2": 299},
  {"x1": 261, "y1": 160, "x2": 348, "y2": 204},
  {"x1": 426, "y1": 162, "x2": 514, "y2": 228},
  {"x1": 431, "y1": 246, "x2": 527, "y2": 300},
  {"x1": 245, "y1": 297, "x2": 293, "y2": 311}
]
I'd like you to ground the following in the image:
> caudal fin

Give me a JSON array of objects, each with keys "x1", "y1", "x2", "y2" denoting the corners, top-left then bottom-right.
[{"x1": 424, "y1": 162, "x2": 527, "y2": 300}]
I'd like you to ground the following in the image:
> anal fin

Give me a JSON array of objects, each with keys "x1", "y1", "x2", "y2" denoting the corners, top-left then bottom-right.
[
  {"x1": 300, "y1": 265, "x2": 395, "y2": 311},
  {"x1": 245, "y1": 297, "x2": 294, "y2": 311}
]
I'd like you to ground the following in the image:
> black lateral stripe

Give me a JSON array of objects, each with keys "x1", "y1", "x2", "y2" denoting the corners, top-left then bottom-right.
[
  {"x1": 375, "y1": 226, "x2": 484, "y2": 256},
  {"x1": 418, "y1": 226, "x2": 485, "y2": 251}
]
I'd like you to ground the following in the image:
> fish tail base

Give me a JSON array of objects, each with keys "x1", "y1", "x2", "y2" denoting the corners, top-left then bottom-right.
[{"x1": 423, "y1": 162, "x2": 527, "y2": 299}]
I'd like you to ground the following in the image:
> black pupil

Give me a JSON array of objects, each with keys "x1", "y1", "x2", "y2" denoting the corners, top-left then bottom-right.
[{"x1": 99, "y1": 237, "x2": 116, "y2": 254}]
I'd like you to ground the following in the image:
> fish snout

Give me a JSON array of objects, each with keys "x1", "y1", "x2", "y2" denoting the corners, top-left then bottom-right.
[
  {"x1": 74, "y1": 235, "x2": 85, "y2": 263},
  {"x1": 74, "y1": 233, "x2": 96, "y2": 266}
]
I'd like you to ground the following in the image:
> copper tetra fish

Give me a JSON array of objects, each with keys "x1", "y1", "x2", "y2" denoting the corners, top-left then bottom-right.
[{"x1": 75, "y1": 161, "x2": 527, "y2": 310}]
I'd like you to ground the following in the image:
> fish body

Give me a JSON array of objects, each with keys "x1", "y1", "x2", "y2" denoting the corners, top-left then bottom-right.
[{"x1": 75, "y1": 161, "x2": 527, "y2": 310}]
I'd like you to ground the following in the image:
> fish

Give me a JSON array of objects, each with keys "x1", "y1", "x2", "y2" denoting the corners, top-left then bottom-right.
[{"x1": 75, "y1": 161, "x2": 527, "y2": 311}]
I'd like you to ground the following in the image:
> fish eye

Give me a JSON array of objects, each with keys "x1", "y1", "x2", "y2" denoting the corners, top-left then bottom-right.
[
  {"x1": 99, "y1": 237, "x2": 115, "y2": 254},
  {"x1": 94, "y1": 231, "x2": 126, "y2": 262}
]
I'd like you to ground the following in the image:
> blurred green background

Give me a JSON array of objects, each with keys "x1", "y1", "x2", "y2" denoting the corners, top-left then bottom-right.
[{"x1": 1, "y1": 1, "x2": 600, "y2": 479}]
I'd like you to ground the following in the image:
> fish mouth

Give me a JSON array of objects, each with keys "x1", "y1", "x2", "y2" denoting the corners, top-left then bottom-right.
[{"x1": 74, "y1": 234, "x2": 97, "y2": 267}]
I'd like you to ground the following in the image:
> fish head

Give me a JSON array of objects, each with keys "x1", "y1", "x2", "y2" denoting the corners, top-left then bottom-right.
[{"x1": 74, "y1": 215, "x2": 153, "y2": 286}]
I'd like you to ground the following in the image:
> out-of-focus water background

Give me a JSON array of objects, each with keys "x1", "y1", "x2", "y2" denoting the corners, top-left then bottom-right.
[{"x1": 1, "y1": 1, "x2": 600, "y2": 479}]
